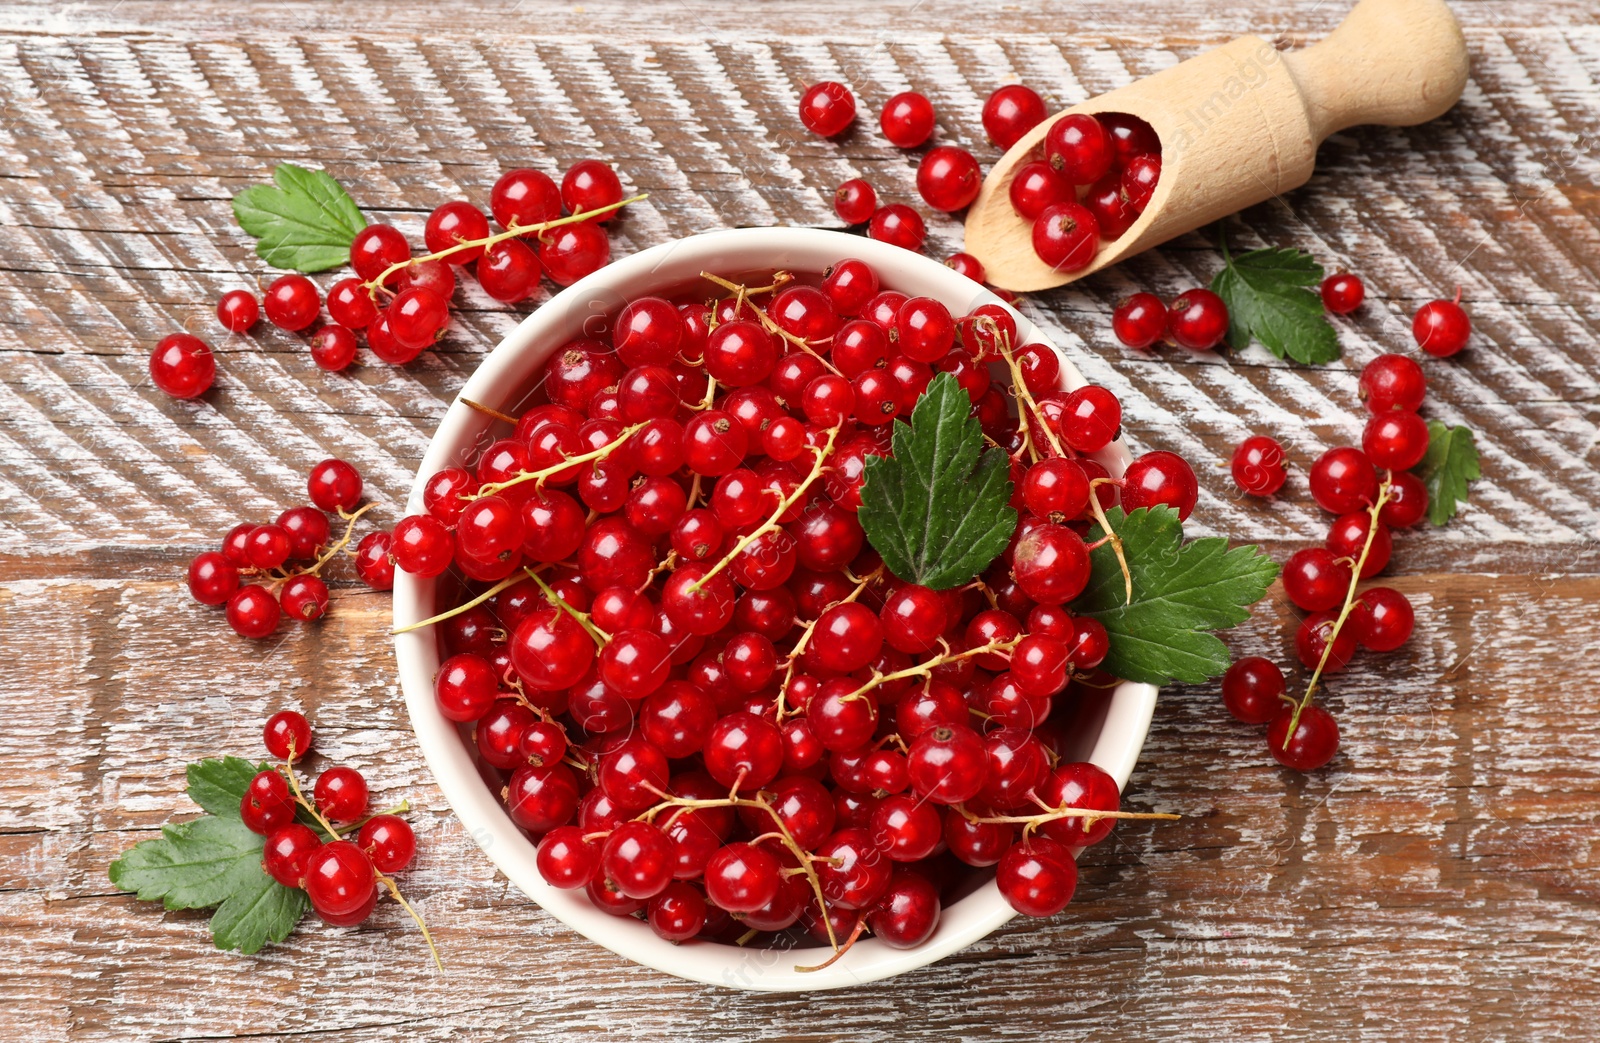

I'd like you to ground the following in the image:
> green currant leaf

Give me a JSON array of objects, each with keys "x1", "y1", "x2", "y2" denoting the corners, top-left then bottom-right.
[
  {"x1": 108, "y1": 813, "x2": 308, "y2": 954},
  {"x1": 232, "y1": 163, "x2": 367, "y2": 273},
  {"x1": 858, "y1": 372, "x2": 1017, "y2": 591},
  {"x1": 186, "y1": 756, "x2": 273, "y2": 819},
  {"x1": 1211, "y1": 247, "x2": 1340, "y2": 365},
  {"x1": 1411, "y1": 419, "x2": 1480, "y2": 526},
  {"x1": 1073, "y1": 506, "x2": 1280, "y2": 686}
]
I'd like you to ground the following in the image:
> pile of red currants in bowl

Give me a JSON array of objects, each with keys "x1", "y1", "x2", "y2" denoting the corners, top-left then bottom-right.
[{"x1": 390, "y1": 255, "x2": 1192, "y2": 955}]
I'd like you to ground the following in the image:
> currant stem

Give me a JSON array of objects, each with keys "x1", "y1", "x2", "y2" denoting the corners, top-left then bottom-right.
[
  {"x1": 474, "y1": 423, "x2": 647, "y2": 500},
  {"x1": 1084, "y1": 478, "x2": 1133, "y2": 604},
  {"x1": 302, "y1": 501, "x2": 377, "y2": 578},
  {"x1": 389, "y1": 570, "x2": 536, "y2": 635},
  {"x1": 686, "y1": 425, "x2": 842, "y2": 593},
  {"x1": 1284, "y1": 476, "x2": 1394, "y2": 742},
  {"x1": 377, "y1": 871, "x2": 444, "y2": 973},
  {"x1": 773, "y1": 566, "x2": 882, "y2": 719},
  {"x1": 524, "y1": 566, "x2": 611, "y2": 647},
  {"x1": 794, "y1": 914, "x2": 866, "y2": 973},
  {"x1": 698, "y1": 270, "x2": 842, "y2": 376},
  {"x1": 844, "y1": 634, "x2": 1021, "y2": 702},
  {"x1": 460, "y1": 398, "x2": 519, "y2": 425},
  {"x1": 364, "y1": 194, "x2": 648, "y2": 298}
]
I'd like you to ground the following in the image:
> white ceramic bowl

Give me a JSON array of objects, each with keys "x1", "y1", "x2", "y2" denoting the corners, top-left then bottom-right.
[{"x1": 395, "y1": 227, "x2": 1158, "y2": 992}]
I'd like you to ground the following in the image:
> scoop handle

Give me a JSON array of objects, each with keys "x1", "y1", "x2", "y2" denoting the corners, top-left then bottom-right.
[{"x1": 1283, "y1": 0, "x2": 1469, "y2": 141}]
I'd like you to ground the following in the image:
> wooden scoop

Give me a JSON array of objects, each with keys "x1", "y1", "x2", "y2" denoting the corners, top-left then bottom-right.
[{"x1": 963, "y1": 0, "x2": 1469, "y2": 293}]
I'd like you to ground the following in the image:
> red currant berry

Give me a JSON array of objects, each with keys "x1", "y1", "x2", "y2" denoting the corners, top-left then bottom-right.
[
  {"x1": 1295, "y1": 611, "x2": 1357, "y2": 672},
  {"x1": 1362, "y1": 410, "x2": 1431, "y2": 470},
  {"x1": 240, "y1": 770, "x2": 294, "y2": 835},
  {"x1": 1011, "y1": 522, "x2": 1091, "y2": 605},
  {"x1": 1111, "y1": 292, "x2": 1168, "y2": 349},
  {"x1": 387, "y1": 287, "x2": 449, "y2": 350},
  {"x1": 216, "y1": 289, "x2": 259, "y2": 333},
  {"x1": 821, "y1": 258, "x2": 880, "y2": 317},
  {"x1": 1327, "y1": 511, "x2": 1392, "y2": 578},
  {"x1": 424, "y1": 201, "x2": 490, "y2": 263},
  {"x1": 869, "y1": 794, "x2": 942, "y2": 862},
  {"x1": 867, "y1": 204, "x2": 926, "y2": 252},
  {"x1": 491, "y1": 167, "x2": 562, "y2": 230},
  {"x1": 1120, "y1": 450, "x2": 1199, "y2": 520},
  {"x1": 1222, "y1": 656, "x2": 1286, "y2": 724},
  {"x1": 308, "y1": 458, "x2": 362, "y2": 514},
  {"x1": 1022, "y1": 457, "x2": 1090, "y2": 522},
  {"x1": 916, "y1": 145, "x2": 981, "y2": 212},
  {"x1": 1083, "y1": 173, "x2": 1137, "y2": 238},
  {"x1": 907, "y1": 724, "x2": 987, "y2": 805},
  {"x1": 1358, "y1": 353, "x2": 1426, "y2": 413},
  {"x1": 1007, "y1": 161, "x2": 1070, "y2": 222},
  {"x1": 798, "y1": 81, "x2": 856, "y2": 137},
  {"x1": 1413, "y1": 296, "x2": 1470, "y2": 357},
  {"x1": 349, "y1": 224, "x2": 411, "y2": 285},
  {"x1": 280, "y1": 575, "x2": 329, "y2": 621},
  {"x1": 1351, "y1": 586, "x2": 1414, "y2": 651},
  {"x1": 1379, "y1": 470, "x2": 1430, "y2": 529},
  {"x1": 1099, "y1": 112, "x2": 1161, "y2": 163},
  {"x1": 1167, "y1": 288, "x2": 1229, "y2": 351},
  {"x1": 356, "y1": 814, "x2": 415, "y2": 874},
  {"x1": 1308, "y1": 447, "x2": 1377, "y2": 513},
  {"x1": 1231, "y1": 435, "x2": 1288, "y2": 496},
  {"x1": 648, "y1": 881, "x2": 708, "y2": 942},
  {"x1": 435, "y1": 652, "x2": 498, "y2": 722},
  {"x1": 982, "y1": 84, "x2": 1047, "y2": 149},
  {"x1": 561, "y1": 160, "x2": 624, "y2": 221},
  {"x1": 537, "y1": 826, "x2": 600, "y2": 889},
  {"x1": 1121, "y1": 153, "x2": 1161, "y2": 213},
  {"x1": 997, "y1": 836, "x2": 1077, "y2": 916},
  {"x1": 893, "y1": 297, "x2": 956, "y2": 363},
  {"x1": 1044, "y1": 113, "x2": 1112, "y2": 184},
  {"x1": 1282, "y1": 547, "x2": 1353, "y2": 612},
  {"x1": 326, "y1": 278, "x2": 379, "y2": 330},
  {"x1": 477, "y1": 239, "x2": 542, "y2": 303},
  {"x1": 263, "y1": 274, "x2": 320, "y2": 332},
  {"x1": 149, "y1": 333, "x2": 216, "y2": 399},
  {"x1": 304, "y1": 840, "x2": 377, "y2": 920},
  {"x1": 263, "y1": 710, "x2": 313, "y2": 761},
  {"x1": 814, "y1": 828, "x2": 892, "y2": 910},
  {"x1": 880, "y1": 90, "x2": 935, "y2": 148},
  {"x1": 366, "y1": 312, "x2": 420, "y2": 365},
  {"x1": 1036, "y1": 761, "x2": 1120, "y2": 845},
  {"x1": 1266, "y1": 704, "x2": 1339, "y2": 771},
  {"x1": 1058, "y1": 385, "x2": 1121, "y2": 453},
  {"x1": 225, "y1": 584, "x2": 281, "y2": 639},
  {"x1": 353, "y1": 531, "x2": 395, "y2": 590},
  {"x1": 1031, "y1": 201, "x2": 1099, "y2": 271},
  {"x1": 540, "y1": 222, "x2": 610, "y2": 285},
  {"x1": 834, "y1": 178, "x2": 877, "y2": 225},
  {"x1": 945, "y1": 813, "x2": 1012, "y2": 867},
  {"x1": 945, "y1": 252, "x2": 984, "y2": 284},
  {"x1": 704, "y1": 842, "x2": 782, "y2": 912},
  {"x1": 703, "y1": 711, "x2": 784, "y2": 790},
  {"x1": 389, "y1": 514, "x2": 453, "y2": 578},
  {"x1": 314, "y1": 766, "x2": 368, "y2": 823},
  {"x1": 187, "y1": 551, "x2": 239, "y2": 606},
  {"x1": 704, "y1": 320, "x2": 777, "y2": 387},
  {"x1": 262, "y1": 823, "x2": 322, "y2": 887},
  {"x1": 309, "y1": 324, "x2": 358, "y2": 371},
  {"x1": 1321, "y1": 272, "x2": 1365, "y2": 314}
]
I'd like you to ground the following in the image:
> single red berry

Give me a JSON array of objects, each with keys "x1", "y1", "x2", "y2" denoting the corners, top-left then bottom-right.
[
  {"x1": 262, "y1": 823, "x2": 322, "y2": 888},
  {"x1": 1120, "y1": 153, "x2": 1161, "y2": 213},
  {"x1": 798, "y1": 81, "x2": 856, "y2": 137},
  {"x1": 647, "y1": 881, "x2": 708, "y2": 942},
  {"x1": 1321, "y1": 272, "x2": 1365, "y2": 314},
  {"x1": 1035, "y1": 761, "x2": 1120, "y2": 845},
  {"x1": 916, "y1": 145, "x2": 981, "y2": 212},
  {"x1": 304, "y1": 840, "x2": 377, "y2": 920},
  {"x1": 1044, "y1": 113, "x2": 1112, "y2": 184},
  {"x1": 1058, "y1": 385, "x2": 1121, "y2": 453},
  {"x1": 424, "y1": 201, "x2": 490, "y2": 263},
  {"x1": 540, "y1": 222, "x2": 610, "y2": 285},
  {"x1": 536, "y1": 826, "x2": 600, "y2": 889},
  {"x1": 983, "y1": 84, "x2": 1047, "y2": 149},
  {"x1": 263, "y1": 274, "x2": 321, "y2": 332},
  {"x1": 1120, "y1": 450, "x2": 1199, "y2": 521},
  {"x1": 240, "y1": 769, "x2": 295, "y2": 836},
  {"x1": 1222, "y1": 656, "x2": 1286, "y2": 724},
  {"x1": 491, "y1": 167, "x2": 562, "y2": 230},
  {"x1": 280, "y1": 574, "x2": 329, "y2": 621},
  {"x1": 1413, "y1": 295, "x2": 1470, "y2": 357},
  {"x1": 893, "y1": 297, "x2": 956, "y2": 363},
  {"x1": 997, "y1": 836, "x2": 1077, "y2": 916},
  {"x1": 1022, "y1": 457, "x2": 1091, "y2": 522},
  {"x1": 1380, "y1": 470, "x2": 1430, "y2": 529},
  {"x1": 1295, "y1": 611, "x2": 1358, "y2": 672},
  {"x1": 353, "y1": 531, "x2": 395, "y2": 590},
  {"x1": 1363, "y1": 410, "x2": 1431, "y2": 471},
  {"x1": 1167, "y1": 288, "x2": 1229, "y2": 351},
  {"x1": 391, "y1": 514, "x2": 454, "y2": 577},
  {"x1": 1282, "y1": 547, "x2": 1353, "y2": 611},
  {"x1": 814, "y1": 828, "x2": 893, "y2": 910},
  {"x1": 366, "y1": 312, "x2": 420, "y2": 365},
  {"x1": 308, "y1": 458, "x2": 362, "y2": 513},
  {"x1": 356, "y1": 814, "x2": 416, "y2": 874},
  {"x1": 1308, "y1": 447, "x2": 1377, "y2": 514},
  {"x1": 1358, "y1": 353, "x2": 1427, "y2": 413},
  {"x1": 434, "y1": 653, "x2": 498, "y2": 722},
  {"x1": 1352, "y1": 586, "x2": 1414, "y2": 651},
  {"x1": 263, "y1": 710, "x2": 313, "y2": 761},
  {"x1": 945, "y1": 251, "x2": 984, "y2": 283},
  {"x1": 1008, "y1": 160, "x2": 1072, "y2": 221},
  {"x1": 187, "y1": 551, "x2": 239, "y2": 606},
  {"x1": 309, "y1": 324, "x2": 358, "y2": 371},
  {"x1": 833, "y1": 178, "x2": 877, "y2": 225},
  {"x1": 561, "y1": 160, "x2": 625, "y2": 221},
  {"x1": 1326, "y1": 511, "x2": 1392, "y2": 578},
  {"x1": 1231, "y1": 435, "x2": 1288, "y2": 496},
  {"x1": 387, "y1": 287, "x2": 449, "y2": 350},
  {"x1": 149, "y1": 333, "x2": 216, "y2": 399},
  {"x1": 1099, "y1": 112, "x2": 1162, "y2": 163},
  {"x1": 1032, "y1": 201, "x2": 1100, "y2": 272},
  {"x1": 327, "y1": 278, "x2": 379, "y2": 330},
  {"x1": 225, "y1": 584, "x2": 280, "y2": 639},
  {"x1": 1011, "y1": 522, "x2": 1091, "y2": 605},
  {"x1": 821, "y1": 258, "x2": 880, "y2": 317},
  {"x1": 1266, "y1": 704, "x2": 1340, "y2": 771},
  {"x1": 314, "y1": 765, "x2": 369, "y2": 823},
  {"x1": 1083, "y1": 173, "x2": 1137, "y2": 238},
  {"x1": 216, "y1": 289, "x2": 259, "y2": 333},
  {"x1": 1112, "y1": 292, "x2": 1168, "y2": 349},
  {"x1": 880, "y1": 91, "x2": 936, "y2": 148},
  {"x1": 867, "y1": 204, "x2": 927, "y2": 252},
  {"x1": 349, "y1": 225, "x2": 411, "y2": 285},
  {"x1": 477, "y1": 239, "x2": 542, "y2": 303}
]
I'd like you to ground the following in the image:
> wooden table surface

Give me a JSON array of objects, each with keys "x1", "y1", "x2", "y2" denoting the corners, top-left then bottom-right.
[{"x1": 3, "y1": 0, "x2": 1598, "y2": 1039}]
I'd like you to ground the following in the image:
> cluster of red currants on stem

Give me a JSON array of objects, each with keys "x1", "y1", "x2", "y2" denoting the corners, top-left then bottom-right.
[
  {"x1": 1222, "y1": 347, "x2": 1438, "y2": 770},
  {"x1": 184, "y1": 458, "x2": 393, "y2": 639},
  {"x1": 385, "y1": 258, "x2": 1191, "y2": 953},
  {"x1": 249, "y1": 710, "x2": 425, "y2": 935},
  {"x1": 150, "y1": 161, "x2": 636, "y2": 398}
]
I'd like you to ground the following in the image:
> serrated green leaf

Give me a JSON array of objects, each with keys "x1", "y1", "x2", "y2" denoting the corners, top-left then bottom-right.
[
  {"x1": 187, "y1": 756, "x2": 272, "y2": 818},
  {"x1": 109, "y1": 813, "x2": 308, "y2": 955},
  {"x1": 232, "y1": 163, "x2": 366, "y2": 272},
  {"x1": 1411, "y1": 419, "x2": 1480, "y2": 526},
  {"x1": 1073, "y1": 506, "x2": 1280, "y2": 686},
  {"x1": 858, "y1": 373, "x2": 1017, "y2": 590},
  {"x1": 1211, "y1": 247, "x2": 1340, "y2": 364}
]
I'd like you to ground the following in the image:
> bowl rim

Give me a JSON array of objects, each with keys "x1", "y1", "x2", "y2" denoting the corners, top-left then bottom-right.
[{"x1": 394, "y1": 226, "x2": 1158, "y2": 992}]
